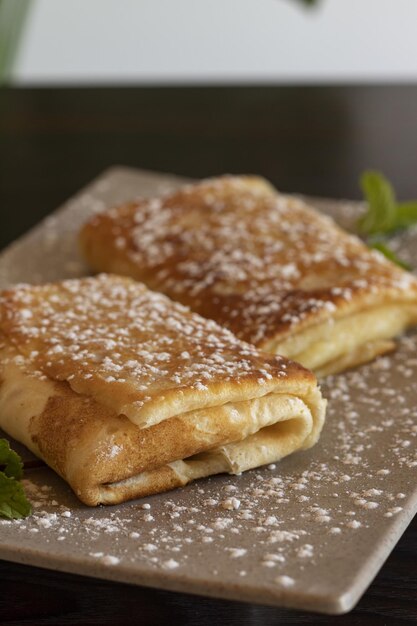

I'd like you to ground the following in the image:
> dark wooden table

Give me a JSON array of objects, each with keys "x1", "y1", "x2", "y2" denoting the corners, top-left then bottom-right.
[{"x1": 1, "y1": 86, "x2": 417, "y2": 625}]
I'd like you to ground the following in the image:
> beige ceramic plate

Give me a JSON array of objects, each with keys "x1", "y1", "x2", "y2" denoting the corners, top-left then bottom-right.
[{"x1": 0, "y1": 167, "x2": 416, "y2": 614}]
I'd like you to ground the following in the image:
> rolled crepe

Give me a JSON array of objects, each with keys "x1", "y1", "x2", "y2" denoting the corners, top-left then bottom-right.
[
  {"x1": 0, "y1": 274, "x2": 325, "y2": 505},
  {"x1": 80, "y1": 176, "x2": 417, "y2": 376}
]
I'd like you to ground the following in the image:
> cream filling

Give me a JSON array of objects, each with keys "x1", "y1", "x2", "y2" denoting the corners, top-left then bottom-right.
[
  {"x1": 265, "y1": 303, "x2": 417, "y2": 375},
  {"x1": 316, "y1": 339, "x2": 395, "y2": 378}
]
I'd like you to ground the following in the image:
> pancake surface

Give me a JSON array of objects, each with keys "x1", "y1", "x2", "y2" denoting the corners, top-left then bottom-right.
[
  {"x1": 80, "y1": 176, "x2": 417, "y2": 375},
  {"x1": 0, "y1": 274, "x2": 325, "y2": 505}
]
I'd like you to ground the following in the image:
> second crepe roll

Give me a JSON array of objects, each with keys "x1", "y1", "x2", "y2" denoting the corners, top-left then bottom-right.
[{"x1": 80, "y1": 175, "x2": 417, "y2": 376}]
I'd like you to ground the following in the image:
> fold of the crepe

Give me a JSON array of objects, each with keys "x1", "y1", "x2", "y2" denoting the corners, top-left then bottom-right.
[
  {"x1": 80, "y1": 176, "x2": 417, "y2": 376},
  {"x1": 0, "y1": 274, "x2": 325, "y2": 505}
]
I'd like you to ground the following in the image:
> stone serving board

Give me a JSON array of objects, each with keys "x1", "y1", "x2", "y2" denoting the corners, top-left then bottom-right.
[{"x1": 0, "y1": 167, "x2": 416, "y2": 614}]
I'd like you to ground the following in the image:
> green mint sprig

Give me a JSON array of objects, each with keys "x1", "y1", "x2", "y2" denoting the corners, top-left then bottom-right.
[
  {"x1": 0, "y1": 439, "x2": 31, "y2": 519},
  {"x1": 369, "y1": 241, "x2": 411, "y2": 271},
  {"x1": 357, "y1": 171, "x2": 417, "y2": 269}
]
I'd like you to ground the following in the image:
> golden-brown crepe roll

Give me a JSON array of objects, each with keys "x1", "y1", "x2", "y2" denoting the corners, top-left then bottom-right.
[
  {"x1": 80, "y1": 176, "x2": 417, "y2": 376},
  {"x1": 0, "y1": 274, "x2": 325, "y2": 505}
]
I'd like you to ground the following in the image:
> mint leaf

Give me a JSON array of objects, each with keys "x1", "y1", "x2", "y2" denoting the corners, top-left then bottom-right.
[
  {"x1": 358, "y1": 171, "x2": 397, "y2": 235},
  {"x1": 0, "y1": 438, "x2": 23, "y2": 479},
  {"x1": 0, "y1": 473, "x2": 32, "y2": 520},
  {"x1": 358, "y1": 171, "x2": 417, "y2": 236},
  {"x1": 357, "y1": 170, "x2": 416, "y2": 271},
  {"x1": 370, "y1": 241, "x2": 412, "y2": 271},
  {"x1": 396, "y1": 201, "x2": 417, "y2": 229},
  {"x1": 0, "y1": 439, "x2": 31, "y2": 519}
]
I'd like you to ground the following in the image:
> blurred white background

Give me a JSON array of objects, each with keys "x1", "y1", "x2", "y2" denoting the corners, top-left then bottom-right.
[{"x1": 13, "y1": 0, "x2": 417, "y2": 84}]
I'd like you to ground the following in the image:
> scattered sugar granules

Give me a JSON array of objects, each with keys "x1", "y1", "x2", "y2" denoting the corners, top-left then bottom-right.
[{"x1": 1, "y1": 190, "x2": 416, "y2": 599}]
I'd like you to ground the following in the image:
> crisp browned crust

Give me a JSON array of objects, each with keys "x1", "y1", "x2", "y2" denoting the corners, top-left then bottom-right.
[
  {"x1": 0, "y1": 275, "x2": 325, "y2": 505},
  {"x1": 0, "y1": 274, "x2": 315, "y2": 426},
  {"x1": 79, "y1": 176, "x2": 417, "y2": 372}
]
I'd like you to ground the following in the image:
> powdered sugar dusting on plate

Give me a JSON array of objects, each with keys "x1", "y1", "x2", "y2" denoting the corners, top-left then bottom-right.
[
  {"x1": 0, "y1": 167, "x2": 416, "y2": 612},
  {"x1": 1, "y1": 329, "x2": 415, "y2": 602}
]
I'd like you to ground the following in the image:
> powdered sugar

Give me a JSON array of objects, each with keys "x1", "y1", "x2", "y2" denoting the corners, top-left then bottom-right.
[
  {"x1": 3, "y1": 328, "x2": 414, "y2": 603},
  {"x1": 84, "y1": 176, "x2": 417, "y2": 347},
  {"x1": 275, "y1": 575, "x2": 295, "y2": 587},
  {"x1": 0, "y1": 168, "x2": 416, "y2": 609},
  {"x1": 0, "y1": 275, "x2": 292, "y2": 423}
]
